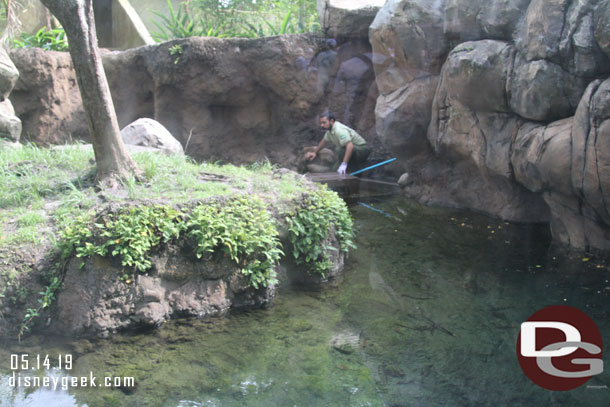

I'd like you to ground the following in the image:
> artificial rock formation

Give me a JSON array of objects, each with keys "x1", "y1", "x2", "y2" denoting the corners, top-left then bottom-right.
[
  {"x1": 53, "y1": 250, "x2": 272, "y2": 337},
  {"x1": 10, "y1": 34, "x2": 379, "y2": 167},
  {"x1": 371, "y1": 0, "x2": 610, "y2": 249},
  {"x1": 50, "y1": 218, "x2": 348, "y2": 338}
]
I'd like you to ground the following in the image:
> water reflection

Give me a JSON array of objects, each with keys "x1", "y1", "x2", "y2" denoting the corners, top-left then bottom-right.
[{"x1": 1, "y1": 196, "x2": 609, "y2": 406}]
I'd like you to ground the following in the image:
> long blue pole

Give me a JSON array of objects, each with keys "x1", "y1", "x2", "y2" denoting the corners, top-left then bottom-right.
[{"x1": 349, "y1": 158, "x2": 397, "y2": 176}]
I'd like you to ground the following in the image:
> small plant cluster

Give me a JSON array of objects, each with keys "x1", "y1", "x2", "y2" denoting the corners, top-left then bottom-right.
[
  {"x1": 58, "y1": 200, "x2": 282, "y2": 289},
  {"x1": 0, "y1": 270, "x2": 27, "y2": 306},
  {"x1": 59, "y1": 205, "x2": 184, "y2": 274},
  {"x1": 18, "y1": 273, "x2": 61, "y2": 341},
  {"x1": 284, "y1": 187, "x2": 355, "y2": 276},
  {"x1": 187, "y1": 198, "x2": 282, "y2": 288},
  {"x1": 13, "y1": 26, "x2": 69, "y2": 51}
]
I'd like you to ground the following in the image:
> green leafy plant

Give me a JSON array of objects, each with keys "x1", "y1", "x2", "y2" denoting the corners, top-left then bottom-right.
[
  {"x1": 18, "y1": 273, "x2": 62, "y2": 341},
  {"x1": 284, "y1": 187, "x2": 355, "y2": 277},
  {"x1": 150, "y1": 0, "x2": 319, "y2": 41},
  {"x1": 186, "y1": 198, "x2": 282, "y2": 288},
  {"x1": 151, "y1": 0, "x2": 227, "y2": 41},
  {"x1": 99, "y1": 206, "x2": 186, "y2": 272},
  {"x1": 13, "y1": 26, "x2": 69, "y2": 51},
  {"x1": 240, "y1": 9, "x2": 295, "y2": 37},
  {"x1": 169, "y1": 44, "x2": 183, "y2": 64},
  {"x1": 58, "y1": 200, "x2": 283, "y2": 289},
  {"x1": 59, "y1": 205, "x2": 186, "y2": 272}
]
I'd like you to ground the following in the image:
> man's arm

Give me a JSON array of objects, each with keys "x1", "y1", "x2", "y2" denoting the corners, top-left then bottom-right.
[
  {"x1": 336, "y1": 141, "x2": 353, "y2": 175},
  {"x1": 305, "y1": 138, "x2": 327, "y2": 161},
  {"x1": 342, "y1": 141, "x2": 354, "y2": 164}
]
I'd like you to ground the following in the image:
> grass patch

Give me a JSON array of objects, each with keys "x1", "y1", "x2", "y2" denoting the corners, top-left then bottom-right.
[{"x1": 1, "y1": 144, "x2": 355, "y2": 338}]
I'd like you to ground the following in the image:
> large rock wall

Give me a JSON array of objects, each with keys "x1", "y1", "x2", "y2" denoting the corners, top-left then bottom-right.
[
  {"x1": 371, "y1": 0, "x2": 610, "y2": 249},
  {"x1": 10, "y1": 34, "x2": 379, "y2": 167}
]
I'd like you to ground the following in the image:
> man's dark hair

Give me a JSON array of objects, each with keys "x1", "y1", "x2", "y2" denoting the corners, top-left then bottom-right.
[{"x1": 319, "y1": 111, "x2": 335, "y2": 121}]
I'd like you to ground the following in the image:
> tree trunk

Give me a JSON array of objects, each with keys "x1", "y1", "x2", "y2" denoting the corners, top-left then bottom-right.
[{"x1": 40, "y1": 0, "x2": 139, "y2": 187}]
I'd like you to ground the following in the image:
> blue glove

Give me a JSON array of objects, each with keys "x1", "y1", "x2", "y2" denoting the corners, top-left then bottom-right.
[{"x1": 337, "y1": 162, "x2": 348, "y2": 175}]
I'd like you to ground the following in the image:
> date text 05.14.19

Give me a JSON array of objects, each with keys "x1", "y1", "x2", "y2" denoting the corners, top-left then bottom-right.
[{"x1": 10, "y1": 354, "x2": 73, "y2": 371}]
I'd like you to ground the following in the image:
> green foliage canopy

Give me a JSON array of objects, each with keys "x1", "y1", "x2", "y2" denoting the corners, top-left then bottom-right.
[{"x1": 151, "y1": 0, "x2": 319, "y2": 41}]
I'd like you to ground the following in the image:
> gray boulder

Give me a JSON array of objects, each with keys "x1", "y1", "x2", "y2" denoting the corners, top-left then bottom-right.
[
  {"x1": 444, "y1": 0, "x2": 532, "y2": 42},
  {"x1": 508, "y1": 58, "x2": 587, "y2": 122},
  {"x1": 120, "y1": 118, "x2": 184, "y2": 155},
  {"x1": 441, "y1": 40, "x2": 514, "y2": 113},
  {"x1": 516, "y1": 0, "x2": 568, "y2": 61},
  {"x1": 369, "y1": 0, "x2": 448, "y2": 94},
  {"x1": 428, "y1": 102, "x2": 520, "y2": 180},
  {"x1": 429, "y1": 41, "x2": 521, "y2": 178},
  {"x1": 422, "y1": 39, "x2": 551, "y2": 221},
  {"x1": 479, "y1": 0, "x2": 533, "y2": 40},
  {"x1": 443, "y1": 0, "x2": 485, "y2": 42},
  {"x1": 510, "y1": 118, "x2": 591, "y2": 249},
  {"x1": 508, "y1": 78, "x2": 610, "y2": 250},
  {"x1": 0, "y1": 46, "x2": 19, "y2": 101},
  {"x1": 572, "y1": 79, "x2": 610, "y2": 228},
  {"x1": 0, "y1": 99, "x2": 21, "y2": 142},
  {"x1": 558, "y1": 0, "x2": 610, "y2": 77},
  {"x1": 511, "y1": 119, "x2": 573, "y2": 196},
  {"x1": 595, "y1": 1, "x2": 610, "y2": 60},
  {"x1": 317, "y1": 0, "x2": 386, "y2": 39},
  {"x1": 370, "y1": 0, "x2": 610, "y2": 250},
  {"x1": 517, "y1": 0, "x2": 610, "y2": 77},
  {"x1": 375, "y1": 76, "x2": 438, "y2": 160}
]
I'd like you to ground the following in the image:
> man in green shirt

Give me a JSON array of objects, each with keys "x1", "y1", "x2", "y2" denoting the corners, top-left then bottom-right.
[{"x1": 305, "y1": 112, "x2": 371, "y2": 175}]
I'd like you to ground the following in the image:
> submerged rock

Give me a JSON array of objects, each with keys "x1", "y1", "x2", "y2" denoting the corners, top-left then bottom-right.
[{"x1": 330, "y1": 328, "x2": 361, "y2": 354}]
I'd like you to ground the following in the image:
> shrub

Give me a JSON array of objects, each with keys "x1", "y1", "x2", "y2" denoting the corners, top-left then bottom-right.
[{"x1": 285, "y1": 187, "x2": 355, "y2": 277}]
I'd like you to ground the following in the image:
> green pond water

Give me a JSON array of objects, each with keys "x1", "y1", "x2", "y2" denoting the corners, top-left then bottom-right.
[{"x1": 1, "y1": 195, "x2": 609, "y2": 407}]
